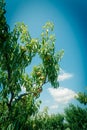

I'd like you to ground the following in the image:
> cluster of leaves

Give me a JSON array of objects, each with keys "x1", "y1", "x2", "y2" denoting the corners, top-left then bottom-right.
[
  {"x1": 0, "y1": 0, "x2": 64, "y2": 129},
  {"x1": 64, "y1": 92, "x2": 87, "y2": 130},
  {"x1": 10, "y1": 102, "x2": 86, "y2": 130},
  {"x1": 76, "y1": 92, "x2": 87, "y2": 105},
  {"x1": 18, "y1": 107, "x2": 65, "y2": 130},
  {"x1": 21, "y1": 95, "x2": 87, "y2": 130},
  {"x1": 65, "y1": 104, "x2": 87, "y2": 130},
  {"x1": 38, "y1": 22, "x2": 64, "y2": 87}
]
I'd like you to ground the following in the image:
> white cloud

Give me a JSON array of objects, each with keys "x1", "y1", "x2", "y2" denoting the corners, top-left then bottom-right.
[
  {"x1": 58, "y1": 69, "x2": 73, "y2": 81},
  {"x1": 50, "y1": 105, "x2": 58, "y2": 110},
  {"x1": 48, "y1": 87, "x2": 77, "y2": 104}
]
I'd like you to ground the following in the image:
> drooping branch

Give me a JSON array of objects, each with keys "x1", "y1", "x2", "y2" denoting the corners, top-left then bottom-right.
[
  {"x1": 13, "y1": 81, "x2": 48, "y2": 104},
  {"x1": 13, "y1": 92, "x2": 33, "y2": 104}
]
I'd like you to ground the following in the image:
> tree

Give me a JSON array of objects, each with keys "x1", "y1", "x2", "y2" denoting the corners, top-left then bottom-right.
[
  {"x1": 76, "y1": 92, "x2": 87, "y2": 105},
  {"x1": 64, "y1": 91, "x2": 87, "y2": 130},
  {"x1": 0, "y1": 1, "x2": 64, "y2": 129},
  {"x1": 65, "y1": 104, "x2": 87, "y2": 130},
  {"x1": 26, "y1": 108, "x2": 65, "y2": 130}
]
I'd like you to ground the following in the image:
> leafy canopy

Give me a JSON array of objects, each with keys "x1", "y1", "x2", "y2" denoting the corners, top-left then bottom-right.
[{"x1": 0, "y1": 0, "x2": 64, "y2": 129}]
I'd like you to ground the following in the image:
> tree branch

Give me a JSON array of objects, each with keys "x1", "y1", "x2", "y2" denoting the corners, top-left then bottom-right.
[
  {"x1": 13, "y1": 91, "x2": 33, "y2": 104},
  {"x1": 12, "y1": 81, "x2": 49, "y2": 104}
]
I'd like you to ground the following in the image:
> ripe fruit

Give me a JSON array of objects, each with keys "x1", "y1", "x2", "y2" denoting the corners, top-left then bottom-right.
[
  {"x1": 45, "y1": 56, "x2": 51, "y2": 61},
  {"x1": 34, "y1": 92, "x2": 38, "y2": 97},
  {"x1": 20, "y1": 46, "x2": 26, "y2": 52},
  {"x1": 40, "y1": 76, "x2": 45, "y2": 80},
  {"x1": 38, "y1": 87, "x2": 42, "y2": 93},
  {"x1": 37, "y1": 71, "x2": 41, "y2": 76}
]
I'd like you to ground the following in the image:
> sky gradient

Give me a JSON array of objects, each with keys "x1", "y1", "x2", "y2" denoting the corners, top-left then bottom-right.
[{"x1": 6, "y1": 0, "x2": 87, "y2": 113}]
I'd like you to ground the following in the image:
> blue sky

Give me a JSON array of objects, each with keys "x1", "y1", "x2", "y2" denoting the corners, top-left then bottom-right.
[{"x1": 6, "y1": 0, "x2": 87, "y2": 113}]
